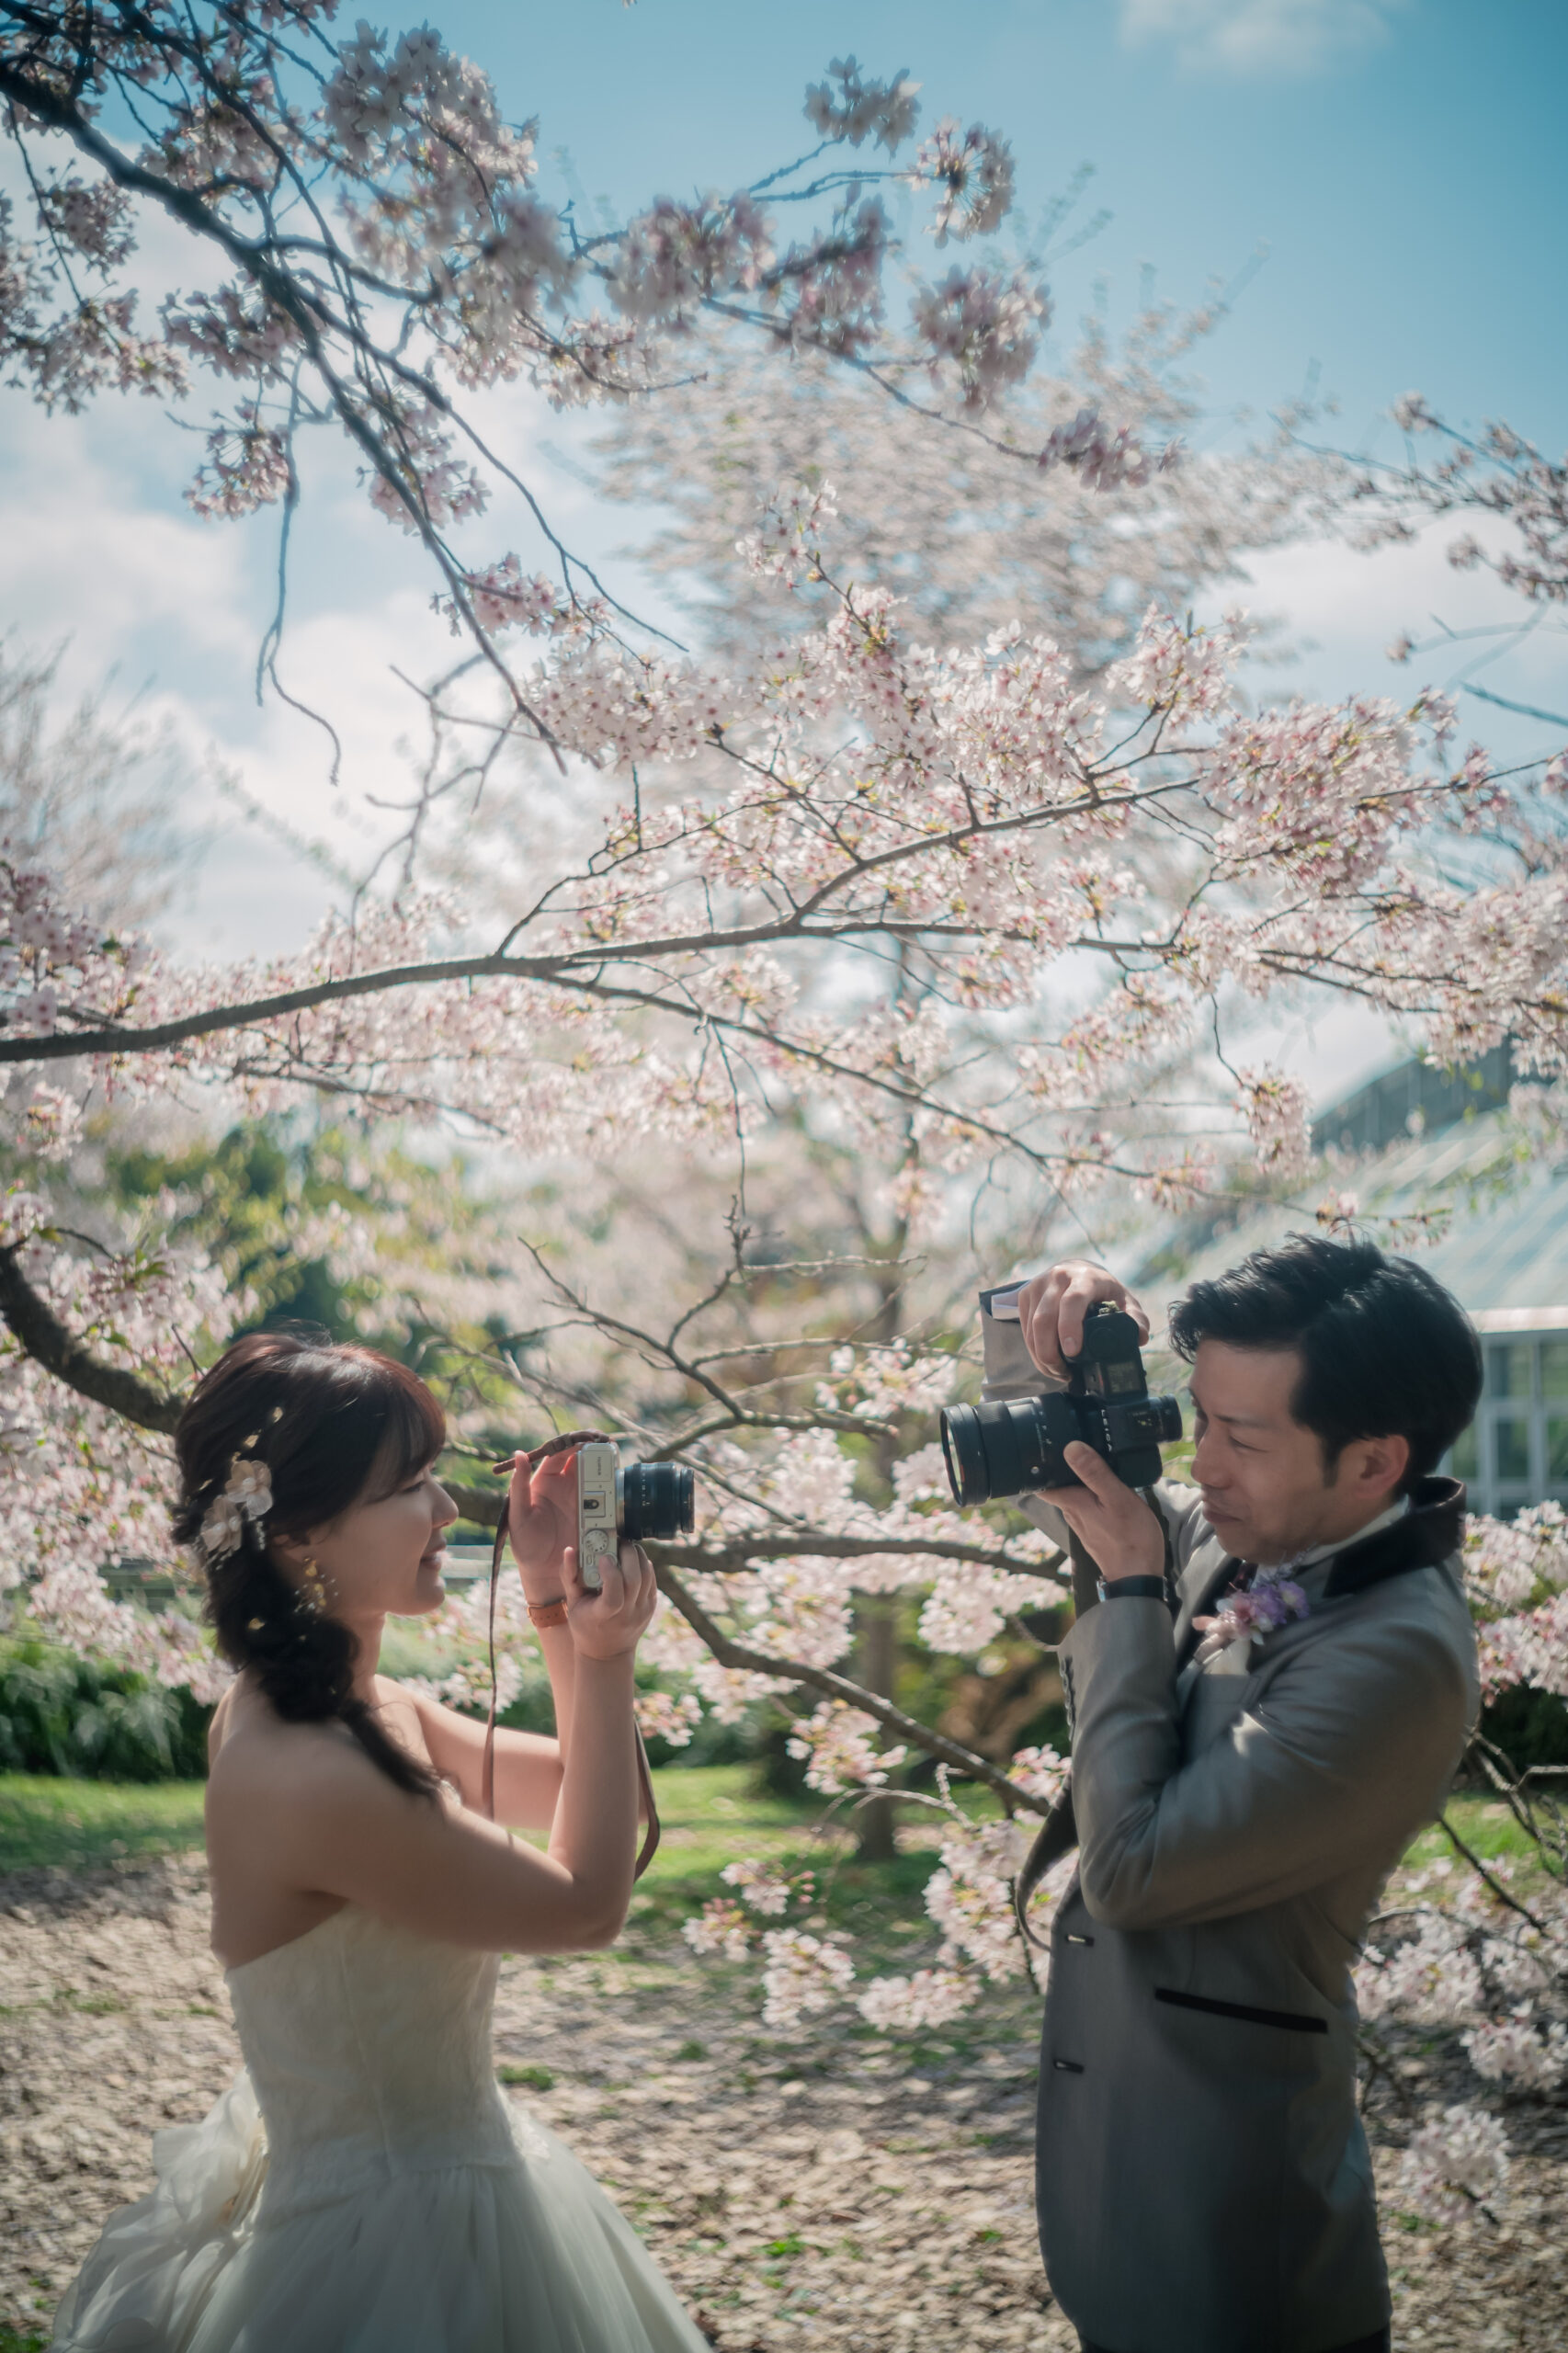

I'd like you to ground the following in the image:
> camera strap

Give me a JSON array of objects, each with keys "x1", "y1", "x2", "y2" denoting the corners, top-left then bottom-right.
[
  {"x1": 1014, "y1": 1485, "x2": 1176, "y2": 1947},
  {"x1": 481, "y1": 1507, "x2": 662, "y2": 1880}
]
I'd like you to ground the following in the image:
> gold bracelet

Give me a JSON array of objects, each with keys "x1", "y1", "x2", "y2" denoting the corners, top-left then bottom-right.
[{"x1": 527, "y1": 1596, "x2": 570, "y2": 1628}]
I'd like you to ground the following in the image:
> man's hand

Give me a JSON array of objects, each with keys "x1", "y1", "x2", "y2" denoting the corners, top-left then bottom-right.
[
  {"x1": 1040, "y1": 1441, "x2": 1166, "y2": 1584},
  {"x1": 1014, "y1": 1260, "x2": 1150, "y2": 1382}
]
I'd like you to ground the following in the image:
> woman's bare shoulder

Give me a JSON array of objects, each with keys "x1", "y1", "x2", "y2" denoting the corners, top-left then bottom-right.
[{"x1": 206, "y1": 1690, "x2": 369, "y2": 1816}]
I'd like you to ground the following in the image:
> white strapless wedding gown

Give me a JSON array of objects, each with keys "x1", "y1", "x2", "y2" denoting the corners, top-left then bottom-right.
[{"x1": 50, "y1": 1903, "x2": 710, "y2": 2351}]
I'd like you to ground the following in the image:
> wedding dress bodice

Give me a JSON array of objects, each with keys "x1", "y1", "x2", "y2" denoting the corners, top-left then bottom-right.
[
  {"x1": 227, "y1": 1904, "x2": 540, "y2": 2221},
  {"x1": 51, "y1": 1903, "x2": 707, "y2": 2353}
]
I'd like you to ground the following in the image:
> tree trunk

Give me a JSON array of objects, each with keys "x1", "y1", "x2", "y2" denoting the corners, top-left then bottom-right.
[{"x1": 853, "y1": 1593, "x2": 899, "y2": 1861}]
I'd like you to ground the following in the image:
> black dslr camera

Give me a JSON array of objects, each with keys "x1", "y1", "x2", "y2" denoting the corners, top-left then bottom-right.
[{"x1": 939, "y1": 1288, "x2": 1182, "y2": 1506}]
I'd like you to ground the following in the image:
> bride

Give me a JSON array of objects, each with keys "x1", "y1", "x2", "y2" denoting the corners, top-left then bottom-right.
[{"x1": 51, "y1": 1328, "x2": 710, "y2": 2352}]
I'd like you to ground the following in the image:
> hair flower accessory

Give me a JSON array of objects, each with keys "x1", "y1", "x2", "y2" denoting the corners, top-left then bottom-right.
[{"x1": 199, "y1": 1454, "x2": 273, "y2": 1563}]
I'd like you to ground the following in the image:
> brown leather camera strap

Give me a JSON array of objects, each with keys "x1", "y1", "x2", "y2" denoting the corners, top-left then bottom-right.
[{"x1": 481, "y1": 1506, "x2": 660, "y2": 1879}]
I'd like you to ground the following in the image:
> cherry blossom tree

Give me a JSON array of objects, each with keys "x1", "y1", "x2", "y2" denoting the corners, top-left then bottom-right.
[
  {"x1": 591, "y1": 300, "x2": 1318, "y2": 670},
  {"x1": 1, "y1": 3, "x2": 1565, "y2": 2233},
  {"x1": 0, "y1": 17, "x2": 1160, "y2": 754}
]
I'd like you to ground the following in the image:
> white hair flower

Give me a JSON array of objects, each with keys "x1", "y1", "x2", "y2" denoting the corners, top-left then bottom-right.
[{"x1": 199, "y1": 1455, "x2": 273, "y2": 1562}]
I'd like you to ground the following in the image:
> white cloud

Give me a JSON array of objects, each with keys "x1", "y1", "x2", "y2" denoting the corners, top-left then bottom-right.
[
  {"x1": 1119, "y1": 0, "x2": 1409, "y2": 74},
  {"x1": 0, "y1": 363, "x2": 656, "y2": 962},
  {"x1": 1230, "y1": 513, "x2": 1568, "y2": 754}
]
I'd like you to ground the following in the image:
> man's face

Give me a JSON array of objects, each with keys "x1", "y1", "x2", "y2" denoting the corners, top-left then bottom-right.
[{"x1": 1187, "y1": 1339, "x2": 1408, "y2": 1566}]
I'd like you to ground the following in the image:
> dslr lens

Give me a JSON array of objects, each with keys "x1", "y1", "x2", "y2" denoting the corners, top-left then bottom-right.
[
  {"x1": 939, "y1": 1395, "x2": 1079, "y2": 1505},
  {"x1": 619, "y1": 1462, "x2": 695, "y2": 1542},
  {"x1": 940, "y1": 1404, "x2": 988, "y2": 1506}
]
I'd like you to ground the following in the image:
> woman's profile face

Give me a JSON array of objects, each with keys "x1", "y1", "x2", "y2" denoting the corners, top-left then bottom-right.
[{"x1": 281, "y1": 1456, "x2": 460, "y2": 1623}]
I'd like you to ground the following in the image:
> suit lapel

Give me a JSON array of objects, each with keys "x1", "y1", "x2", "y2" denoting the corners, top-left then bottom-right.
[
  {"x1": 1174, "y1": 1549, "x2": 1243, "y2": 1666},
  {"x1": 1322, "y1": 1476, "x2": 1465, "y2": 1597}
]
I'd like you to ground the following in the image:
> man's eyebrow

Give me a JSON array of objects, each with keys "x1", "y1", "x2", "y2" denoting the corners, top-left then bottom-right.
[{"x1": 1188, "y1": 1390, "x2": 1276, "y2": 1429}]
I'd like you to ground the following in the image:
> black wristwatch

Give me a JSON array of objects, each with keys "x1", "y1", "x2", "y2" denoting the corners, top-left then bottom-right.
[{"x1": 1096, "y1": 1574, "x2": 1166, "y2": 1601}]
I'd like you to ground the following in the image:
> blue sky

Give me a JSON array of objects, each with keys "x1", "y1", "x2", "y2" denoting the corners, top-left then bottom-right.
[
  {"x1": 0, "y1": 0, "x2": 1562, "y2": 1110},
  {"x1": 448, "y1": 0, "x2": 1568, "y2": 449}
]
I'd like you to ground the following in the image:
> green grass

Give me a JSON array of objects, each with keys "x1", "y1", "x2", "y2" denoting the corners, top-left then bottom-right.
[
  {"x1": 1401, "y1": 1792, "x2": 1544, "y2": 1875},
  {"x1": 0, "y1": 1765, "x2": 1551, "y2": 1924},
  {"x1": 0, "y1": 1775, "x2": 208, "y2": 1873}
]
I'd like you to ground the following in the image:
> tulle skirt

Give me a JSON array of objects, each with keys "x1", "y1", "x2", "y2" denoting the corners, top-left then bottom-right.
[{"x1": 51, "y1": 2072, "x2": 709, "y2": 2352}]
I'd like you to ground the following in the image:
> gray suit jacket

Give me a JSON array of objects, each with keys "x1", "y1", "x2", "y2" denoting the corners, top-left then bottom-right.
[{"x1": 979, "y1": 1308, "x2": 1479, "y2": 2353}]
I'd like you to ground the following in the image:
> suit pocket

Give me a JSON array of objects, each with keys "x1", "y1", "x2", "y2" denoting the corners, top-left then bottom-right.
[{"x1": 1153, "y1": 1986, "x2": 1327, "y2": 2035}]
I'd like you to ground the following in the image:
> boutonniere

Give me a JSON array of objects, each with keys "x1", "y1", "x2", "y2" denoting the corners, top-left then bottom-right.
[{"x1": 1194, "y1": 1570, "x2": 1311, "y2": 1660}]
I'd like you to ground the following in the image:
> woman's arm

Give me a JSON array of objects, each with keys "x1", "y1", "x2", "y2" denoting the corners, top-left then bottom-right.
[
  {"x1": 403, "y1": 1683, "x2": 564, "y2": 1829},
  {"x1": 403, "y1": 1441, "x2": 592, "y2": 1822},
  {"x1": 216, "y1": 1542, "x2": 656, "y2": 1954}
]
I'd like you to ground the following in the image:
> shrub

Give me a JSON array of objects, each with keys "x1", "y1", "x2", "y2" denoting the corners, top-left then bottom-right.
[{"x1": 0, "y1": 1636, "x2": 211, "y2": 1780}]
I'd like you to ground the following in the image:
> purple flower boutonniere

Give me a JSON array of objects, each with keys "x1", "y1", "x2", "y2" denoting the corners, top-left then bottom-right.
[{"x1": 1208, "y1": 1572, "x2": 1311, "y2": 1651}]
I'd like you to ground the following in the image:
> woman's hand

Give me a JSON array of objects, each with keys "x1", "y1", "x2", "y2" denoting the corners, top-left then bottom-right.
[
  {"x1": 562, "y1": 1539, "x2": 658, "y2": 1662},
  {"x1": 501, "y1": 1432, "x2": 607, "y2": 1606}
]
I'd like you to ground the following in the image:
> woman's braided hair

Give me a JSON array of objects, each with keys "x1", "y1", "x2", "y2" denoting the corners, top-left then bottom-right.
[{"x1": 175, "y1": 1328, "x2": 445, "y2": 1800}]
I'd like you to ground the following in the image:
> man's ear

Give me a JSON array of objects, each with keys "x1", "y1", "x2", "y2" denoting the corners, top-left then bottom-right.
[{"x1": 1351, "y1": 1430, "x2": 1411, "y2": 1502}]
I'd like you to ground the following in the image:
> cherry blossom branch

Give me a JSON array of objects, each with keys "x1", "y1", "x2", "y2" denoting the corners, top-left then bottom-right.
[
  {"x1": 653, "y1": 1561, "x2": 1049, "y2": 1816},
  {"x1": 439, "y1": 1476, "x2": 1062, "y2": 1584},
  {"x1": 0, "y1": 1242, "x2": 182, "y2": 1433}
]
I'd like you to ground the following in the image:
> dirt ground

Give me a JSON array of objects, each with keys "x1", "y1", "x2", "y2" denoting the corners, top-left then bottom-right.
[{"x1": 2, "y1": 1854, "x2": 1564, "y2": 2350}]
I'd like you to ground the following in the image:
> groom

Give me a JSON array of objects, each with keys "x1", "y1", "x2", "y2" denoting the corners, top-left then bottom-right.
[{"x1": 983, "y1": 1234, "x2": 1483, "y2": 2353}]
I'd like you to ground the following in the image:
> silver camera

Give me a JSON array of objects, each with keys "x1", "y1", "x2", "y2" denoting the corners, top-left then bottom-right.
[{"x1": 574, "y1": 1441, "x2": 695, "y2": 1592}]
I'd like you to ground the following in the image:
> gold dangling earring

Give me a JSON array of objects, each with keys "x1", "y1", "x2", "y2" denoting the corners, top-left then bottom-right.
[{"x1": 301, "y1": 1557, "x2": 329, "y2": 1617}]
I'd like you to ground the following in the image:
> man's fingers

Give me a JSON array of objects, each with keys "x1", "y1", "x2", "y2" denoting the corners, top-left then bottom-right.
[
  {"x1": 1060, "y1": 1268, "x2": 1121, "y2": 1358},
  {"x1": 1061, "y1": 1440, "x2": 1120, "y2": 1499},
  {"x1": 1017, "y1": 1273, "x2": 1068, "y2": 1380}
]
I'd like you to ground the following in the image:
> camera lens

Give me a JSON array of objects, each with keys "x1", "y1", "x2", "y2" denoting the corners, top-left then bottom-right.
[
  {"x1": 619, "y1": 1461, "x2": 695, "y2": 1542},
  {"x1": 939, "y1": 1394, "x2": 1080, "y2": 1505},
  {"x1": 1153, "y1": 1395, "x2": 1184, "y2": 1444},
  {"x1": 940, "y1": 1404, "x2": 988, "y2": 1506}
]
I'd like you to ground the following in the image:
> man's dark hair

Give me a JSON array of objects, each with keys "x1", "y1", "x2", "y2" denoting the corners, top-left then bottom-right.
[{"x1": 1167, "y1": 1233, "x2": 1483, "y2": 1492}]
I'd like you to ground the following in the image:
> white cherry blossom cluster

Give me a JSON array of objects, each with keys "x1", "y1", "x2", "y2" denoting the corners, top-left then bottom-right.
[
  {"x1": 759, "y1": 1929, "x2": 857, "y2": 2031},
  {"x1": 737, "y1": 481, "x2": 841, "y2": 587},
  {"x1": 1462, "y1": 2013, "x2": 1568, "y2": 2092},
  {"x1": 436, "y1": 560, "x2": 586, "y2": 640},
  {"x1": 0, "y1": 845, "x2": 142, "y2": 1040},
  {"x1": 682, "y1": 1900, "x2": 755, "y2": 1962},
  {"x1": 909, "y1": 120, "x2": 1017, "y2": 246},
  {"x1": 786, "y1": 1700, "x2": 908, "y2": 1793},
  {"x1": 633, "y1": 1688, "x2": 703, "y2": 1748},
  {"x1": 1465, "y1": 1504, "x2": 1568, "y2": 1699},
  {"x1": 803, "y1": 58, "x2": 923, "y2": 153},
  {"x1": 720, "y1": 1859, "x2": 795, "y2": 1917},
  {"x1": 911, "y1": 267, "x2": 1047, "y2": 412},
  {"x1": 608, "y1": 195, "x2": 775, "y2": 328},
  {"x1": 1233, "y1": 1065, "x2": 1314, "y2": 1179},
  {"x1": 400, "y1": 1653, "x2": 525, "y2": 1720},
  {"x1": 1353, "y1": 1848, "x2": 1568, "y2": 2226},
  {"x1": 1038, "y1": 405, "x2": 1182, "y2": 492},
  {"x1": 1395, "y1": 2105, "x2": 1510, "y2": 2227},
  {"x1": 682, "y1": 1859, "x2": 820, "y2": 1970},
  {"x1": 187, "y1": 406, "x2": 292, "y2": 521}
]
